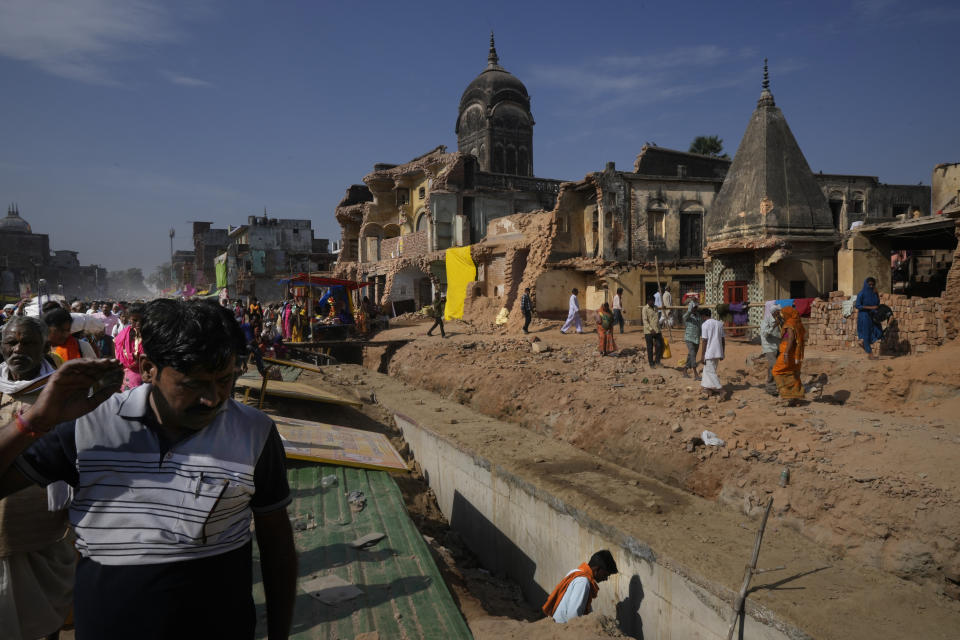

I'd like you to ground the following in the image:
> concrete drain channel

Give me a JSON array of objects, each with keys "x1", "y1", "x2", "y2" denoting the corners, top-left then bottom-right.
[{"x1": 337, "y1": 363, "x2": 810, "y2": 640}]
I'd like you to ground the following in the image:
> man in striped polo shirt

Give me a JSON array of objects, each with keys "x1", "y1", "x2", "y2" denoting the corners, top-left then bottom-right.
[{"x1": 0, "y1": 299, "x2": 297, "y2": 640}]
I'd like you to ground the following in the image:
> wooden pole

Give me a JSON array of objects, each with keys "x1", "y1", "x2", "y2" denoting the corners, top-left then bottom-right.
[
  {"x1": 262, "y1": 356, "x2": 326, "y2": 374},
  {"x1": 726, "y1": 497, "x2": 775, "y2": 640}
]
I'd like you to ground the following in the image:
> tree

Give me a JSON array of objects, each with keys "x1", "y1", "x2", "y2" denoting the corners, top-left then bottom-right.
[
  {"x1": 689, "y1": 135, "x2": 729, "y2": 158},
  {"x1": 145, "y1": 262, "x2": 171, "y2": 293}
]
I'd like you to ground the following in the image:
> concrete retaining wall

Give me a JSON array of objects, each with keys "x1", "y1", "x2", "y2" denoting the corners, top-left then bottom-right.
[{"x1": 395, "y1": 412, "x2": 800, "y2": 640}]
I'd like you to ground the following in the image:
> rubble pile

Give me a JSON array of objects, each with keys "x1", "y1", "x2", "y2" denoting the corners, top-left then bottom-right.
[{"x1": 806, "y1": 291, "x2": 946, "y2": 354}]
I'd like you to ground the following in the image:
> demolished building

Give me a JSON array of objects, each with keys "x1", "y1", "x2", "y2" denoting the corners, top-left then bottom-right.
[{"x1": 333, "y1": 48, "x2": 948, "y2": 339}]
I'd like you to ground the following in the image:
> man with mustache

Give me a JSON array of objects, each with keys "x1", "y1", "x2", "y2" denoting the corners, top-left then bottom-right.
[
  {"x1": 0, "y1": 316, "x2": 74, "y2": 639},
  {"x1": 0, "y1": 300, "x2": 297, "y2": 640}
]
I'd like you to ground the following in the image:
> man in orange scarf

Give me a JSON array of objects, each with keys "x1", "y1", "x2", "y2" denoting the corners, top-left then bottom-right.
[
  {"x1": 42, "y1": 308, "x2": 95, "y2": 365},
  {"x1": 542, "y1": 550, "x2": 618, "y2": 623},
  {"x1": 772, "y1": 305, "x2": 806, "y2": 405}
]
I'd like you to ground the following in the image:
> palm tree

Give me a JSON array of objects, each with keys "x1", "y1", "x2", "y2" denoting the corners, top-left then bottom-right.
[{"x1": 689, "y1": 135, "x2": 729, "y2": 158}]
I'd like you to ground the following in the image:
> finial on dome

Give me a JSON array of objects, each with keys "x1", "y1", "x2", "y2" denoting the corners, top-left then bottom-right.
[
  {"x1": 758, "y1": 58, "x2": 775, "y2": 107},
  {"x1": 487, "y1": 31, "x2": 499, "y2": 67}
]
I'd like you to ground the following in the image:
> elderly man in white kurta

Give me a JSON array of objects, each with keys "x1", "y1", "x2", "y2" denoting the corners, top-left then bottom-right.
[
  {"x1": 560, "y1": 288, "x2": 583, "y2": 334},
  {"x1": 698, "y1": 308, "x2": 726, "y2": 397}
]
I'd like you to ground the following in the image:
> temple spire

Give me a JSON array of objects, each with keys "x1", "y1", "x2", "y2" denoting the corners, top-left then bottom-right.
[
  {"x1": 487, "y1": 31, "x2": 499, "y2": 67},
  {"x1": 758, "y1": 58, "x2": 775, "y2": 107}
]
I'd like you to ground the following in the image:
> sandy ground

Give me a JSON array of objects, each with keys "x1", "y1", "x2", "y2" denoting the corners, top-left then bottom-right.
[{"x1": 366, "y1": 316, "x2": 960, "y2": 602}]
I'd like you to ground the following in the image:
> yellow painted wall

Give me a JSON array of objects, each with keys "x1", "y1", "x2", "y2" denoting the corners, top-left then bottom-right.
[{"x1": 401, "y1": 176, "x2": 431, "y2": 236}]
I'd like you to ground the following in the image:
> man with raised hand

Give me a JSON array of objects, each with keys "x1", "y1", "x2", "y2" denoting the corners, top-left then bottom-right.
[{"x1": 0, "y1": 299, "x2": 297, "y2": 640}]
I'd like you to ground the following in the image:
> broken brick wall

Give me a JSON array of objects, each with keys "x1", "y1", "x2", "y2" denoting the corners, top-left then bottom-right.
[
  {"x1": 941, "y1": 220, "x2": 960, "y2": 340},
  {"x1": 807, "y1": 292, "x2": 946, "y2": 355}
]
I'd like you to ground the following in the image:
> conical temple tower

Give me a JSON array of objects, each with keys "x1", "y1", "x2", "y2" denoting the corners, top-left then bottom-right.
[
  {"x1": 706, "y1": 60, "x2": 836, "y2": 242},
  {"x1": 704, "y1": 62, "x2": 839, "y2": 319}
]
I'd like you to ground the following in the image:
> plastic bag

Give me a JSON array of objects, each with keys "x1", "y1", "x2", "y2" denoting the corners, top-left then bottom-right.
[
  {"x1": 661, "y1": 335, "x2": 672, "y2": 360},
  {"x1": 701, "y1": 430, "x2": 726, "y2": 447}
]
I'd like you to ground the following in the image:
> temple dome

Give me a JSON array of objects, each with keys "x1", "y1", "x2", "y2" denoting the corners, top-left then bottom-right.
[
  {"x1": 456, "y1": 33, "x2": 535, "y2": 176},
  {"x1": 457, "y1": 33, "x2": 531, "y2": 131},
  {"x1": 0, "y1": 205, "x2": 32, "y2": 234}
]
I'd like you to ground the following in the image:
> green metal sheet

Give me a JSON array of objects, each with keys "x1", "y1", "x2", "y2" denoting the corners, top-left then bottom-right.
[{"x1": 253, "y1": 461, "x2": 472, "y2": 639}]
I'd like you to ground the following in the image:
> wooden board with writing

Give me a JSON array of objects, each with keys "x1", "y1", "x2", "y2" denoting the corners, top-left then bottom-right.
[{"x1": 274, "y1": 416, "x2": 407, "y2": 472}]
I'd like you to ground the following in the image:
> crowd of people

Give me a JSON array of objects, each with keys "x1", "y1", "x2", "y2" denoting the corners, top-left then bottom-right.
[{"x1": 547, "y1": 281, "x2": 877, "y2": 407}]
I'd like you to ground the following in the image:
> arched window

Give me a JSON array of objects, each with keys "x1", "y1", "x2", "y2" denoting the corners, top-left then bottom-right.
[
  {"x1": 850, "y1": 192, "x2": 865, "y2": 214},
  {"x1": 647, "y1": 200, "x2": 667, "y2": 242},
  {"x1": 829, "y1": 191, "x2": 844, "y2": 228},
  {"x1": 492, "y1": 145, "x2": 504, "y2": 173},
  {"x1": 415, "y1": 211, "x2": 429, "y2": 232},
  {"x1": 518, "y1": 148, "x2": 529, "y2": 176},
  {"x1": 505, "y1": 145, "x2": 517, "y2": 175},
  {"x1": 679, "y1": 203, "x2": 703, "y2": 259}
]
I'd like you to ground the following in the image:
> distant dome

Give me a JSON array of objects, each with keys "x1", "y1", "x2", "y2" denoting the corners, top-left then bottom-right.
[{"x1": 0, "y1": 205, "x2": 32, "y2": 234}]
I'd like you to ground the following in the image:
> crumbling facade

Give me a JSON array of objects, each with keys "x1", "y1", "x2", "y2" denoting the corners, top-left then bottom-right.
[
  {"x1": 331, "y1": 47, "x2": 952, "y2": 338},
  {"x1": 192, "y1": 222, "x2": 230, "y2": 290},
  {"x1": 334, "y1": 37, "x2": 562, "y2": 313},
  {"x1": 219, "y1": 214, "x2": 327, "y2": 301},
  {"x1": 816, "y1": 174, "x2": 929, "y2": 231}
]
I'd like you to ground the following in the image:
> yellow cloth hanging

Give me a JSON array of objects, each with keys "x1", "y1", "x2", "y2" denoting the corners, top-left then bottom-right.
[{"x1": 443, "y1": 246, "x2": 475, "y2": 321}]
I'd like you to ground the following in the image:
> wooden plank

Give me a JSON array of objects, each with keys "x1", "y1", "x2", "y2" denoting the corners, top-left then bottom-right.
[
  {"x1": 274, "y1": 416, "x2": 408, "y2": 472},
  {"x1": 233, "y1": 377, "x2": 362, "y2": 408}
]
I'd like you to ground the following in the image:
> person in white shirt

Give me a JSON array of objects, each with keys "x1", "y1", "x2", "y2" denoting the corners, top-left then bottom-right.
[
  {"x1": 611, "y1": 288, "x2": 625, "y2": 333},
  {"x1": 661, "y1": 288, "x2": 674, "y2": 328},
  {"x1": 560, "y1": 288, "x2": 583, "y2": 334},
  {"x1": 698, "y1": 308, "x2": 725, "y2": 397},
  {"x1": 542, "y1": 550, "x2": 618, "y2": 624}
]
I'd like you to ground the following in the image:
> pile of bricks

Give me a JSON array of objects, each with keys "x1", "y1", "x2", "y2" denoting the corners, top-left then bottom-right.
[{"x1": 806, "y1": 291, "x2": 945, "y2": 354}]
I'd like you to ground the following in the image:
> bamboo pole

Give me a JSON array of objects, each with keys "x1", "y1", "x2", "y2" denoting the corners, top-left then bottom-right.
[{"x1": 726, "y1": 496, "x2": 776, "y2": 640}]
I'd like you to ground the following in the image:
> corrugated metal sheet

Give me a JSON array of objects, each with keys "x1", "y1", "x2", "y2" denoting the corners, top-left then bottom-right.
[{"x1": 253, "y1": 462, "x2": 472, "y2": 639}]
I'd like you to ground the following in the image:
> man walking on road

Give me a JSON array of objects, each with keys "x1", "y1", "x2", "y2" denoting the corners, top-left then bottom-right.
[
  {"x1": 427, "y1": 291, "x2": 446, "y2": 338},
  {"x1": 642, "y1": 295, "x2": 663, "y2": 367},
  {"x1": 612, "y1": 288, "x2": 625, "y2": 333},
  {"x1": 560, "y1": 288, "x2": 583, "y2": 334},
  {"x1": 520, "y1": 287, "x2": 534, "y2": 334},
  {"x1": 699, "y1": 308, "x2": 726, "y2": 398}
]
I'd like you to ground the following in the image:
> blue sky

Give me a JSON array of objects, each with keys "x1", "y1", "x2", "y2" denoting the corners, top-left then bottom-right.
[{"x1": 0, "y1": 0, "x2": 956, "y2": 275}]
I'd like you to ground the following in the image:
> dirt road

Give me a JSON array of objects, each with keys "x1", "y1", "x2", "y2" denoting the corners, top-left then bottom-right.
[{"x1": 366, "y1": 317, "x2": 960, "y2": 602}]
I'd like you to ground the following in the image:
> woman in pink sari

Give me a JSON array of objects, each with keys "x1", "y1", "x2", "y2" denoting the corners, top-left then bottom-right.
[{"x1": 114, "y1": 303, "x2": 145, "y2": 390}]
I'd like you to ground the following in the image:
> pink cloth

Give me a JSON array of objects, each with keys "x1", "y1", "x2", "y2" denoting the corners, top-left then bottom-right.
[
  {"x1": 114, "y1": 325, "x2": 143, "y2": 390},
  {"x1": 282, "y1": 305, "x2": 293, "y2": 340}
]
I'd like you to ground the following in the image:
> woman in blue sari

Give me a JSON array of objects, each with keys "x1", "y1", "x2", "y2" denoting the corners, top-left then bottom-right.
[{"x1": 854, "y1": 277, "x2": 883, "y2": 359}]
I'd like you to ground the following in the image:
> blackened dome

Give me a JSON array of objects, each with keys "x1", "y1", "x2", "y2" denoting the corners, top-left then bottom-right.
[{"x1": 456, "y1": 34, "x2": 531, "y2": 133}]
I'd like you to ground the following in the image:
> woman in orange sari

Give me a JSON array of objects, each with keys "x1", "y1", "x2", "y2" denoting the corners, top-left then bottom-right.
[
  {"x1": 771, "y1": 305, "x2": 805, "y2": 405},
  {"x1": 596, "y1": 302, "x2": 617, "y2": 356}
]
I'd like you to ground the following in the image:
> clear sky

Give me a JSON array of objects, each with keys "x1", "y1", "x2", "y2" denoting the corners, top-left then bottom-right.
[{"x1": 0, "y1": 0, "x2": 956, "y2": 276}]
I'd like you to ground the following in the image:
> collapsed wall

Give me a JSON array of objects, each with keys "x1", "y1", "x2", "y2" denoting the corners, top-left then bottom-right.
[
  {"x1": 806, "y1": 292, "x2": 946, "y2": 354},
  {"x1": 942, "y1": 220, "x2": 960, "y2": 340}
]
